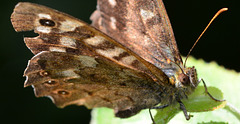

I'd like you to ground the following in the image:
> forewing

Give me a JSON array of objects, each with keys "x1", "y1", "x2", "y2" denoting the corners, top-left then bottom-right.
[
  {"x1": 11, "y1": 2, "x2": 168, "y2": 84},
  {"x1": 24, "y1": 51, "x2": 161, "y2": 118},
  {"x1": 91, "y1": 0, "x2": 183, "y2": 79}
]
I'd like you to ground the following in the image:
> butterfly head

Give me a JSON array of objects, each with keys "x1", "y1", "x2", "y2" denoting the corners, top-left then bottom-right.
[{"x1": 175, "y1": 66, "x2": 198, "y2": 90}]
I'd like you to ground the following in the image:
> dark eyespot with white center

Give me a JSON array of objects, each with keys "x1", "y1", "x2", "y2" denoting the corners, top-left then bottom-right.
[
  {"x1": 58, "y1": 90, "x2": 69, "y2": 95},
  {"x1": 39, "y1": 19, "x2": 55, "y2": 27},
  {"x1": 39, "y1": 71, "x2": 49, "y2": 76},
  {"x1": 44, "y1": 80, "x2": 57, "y2": 85}
]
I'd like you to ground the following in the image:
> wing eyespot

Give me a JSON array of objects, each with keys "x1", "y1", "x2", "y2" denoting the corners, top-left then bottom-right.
[
  {"x1": 39, "y1": 19, "x2": 56, "y2": 27},
  {"x1": 44, "y1": 80, "x2": 58, "y2": 85},
  {"x1": 39, "y1": 71, "x2": 49, "y2": 76},
  {"x1": 58, "y1": 90, "x2": 70, "y2": 95}
]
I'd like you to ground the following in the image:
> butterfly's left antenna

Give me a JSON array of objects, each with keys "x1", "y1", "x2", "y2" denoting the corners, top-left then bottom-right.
[
  {"x1": 167, "y1": 58, "x2": 186, "y2": 74},
  {"x1": 184, "y1": 8, "x2": 228, "y2": 67}
]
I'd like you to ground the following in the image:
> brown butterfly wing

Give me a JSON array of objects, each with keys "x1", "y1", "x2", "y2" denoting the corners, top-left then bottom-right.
[
  {"x1": 11, "y1": 2, "x2": 168, "y2": 84},
  {"x1": 25, "y1": 51, "x2": 161, "y2": 117},
  {"x1": 91, "y1": 0, "x2": 183, "y2": 80},
  {"x1": 11, "y1": 2, "x2": 168, "y2": 117}
]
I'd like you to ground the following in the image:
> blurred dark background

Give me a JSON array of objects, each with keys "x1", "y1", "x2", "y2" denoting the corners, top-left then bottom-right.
[{"x1": 1, "y1": 0, "x2": 239, "y2": 124}]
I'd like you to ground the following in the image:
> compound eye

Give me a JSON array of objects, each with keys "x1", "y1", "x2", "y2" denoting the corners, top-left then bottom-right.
[{"x1": 178, "y1": 73, "x2": 189, "y2": 85}]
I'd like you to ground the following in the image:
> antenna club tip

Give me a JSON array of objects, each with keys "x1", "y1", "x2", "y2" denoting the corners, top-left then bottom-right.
[
  {"x1": 220, "y1": 8, "x2": 228, "y2": 12},
  {"x1": 184, "y1": 7, "x2": 228, "y2": 67}
]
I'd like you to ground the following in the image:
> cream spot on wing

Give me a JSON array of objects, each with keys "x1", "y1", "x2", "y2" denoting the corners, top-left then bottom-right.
[
  {"x1": 60, "y1": 37, "x2": 76, "y2": 47},
  {"x1": 110, "y1": 17, "x2": 117, "y2": 30},
  {"x1": 98, "y1": 17, "x2": 102, "y2": 26},
  {"x1": 60, "y1": 69, "x2": 80, "y2": 78},
  {"x1": 59, "y1": 20, "x2": 83, "y2": 32},
  {"x1": 96, "y1": 47, "x2": 125, "y2": 58},
  {"x1": 121, "y1": 56, "x2": 137, "y2": 65},
  {"x1": 36, "y1": 26, "x2": 51, "y2": 33},
  {"x1": 65, "y1": 98, "x2": 86, "y2": 106},
  {"x1": 140, "y1": 9, "x2": 155, "y2": 20},
  {"x1": 84, "y1": 35, "x2": 106, "y2": 46},
  {"x1": 108, "y1": 0, "x2": 117, "y2": 7},
  {"x1": 38, "y1": 13, "x2": 51, "y2": 19},
  {"x1": 143, "y1": 35, "x2": 151, "y2": 46},
  {"x1": 78, "y1": 56, "x2": 98, "y2": 67},
  {"x1": 49, "y1": 47, "x2": 66, "y2": 52}
]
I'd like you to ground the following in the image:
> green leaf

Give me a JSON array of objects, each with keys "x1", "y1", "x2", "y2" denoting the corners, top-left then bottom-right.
[
  {"x1": 183, "y1": 86, "x2": 226, "y2": 112},
  {"x1": 153, "y1": 86, "x2": 226, "y2": 124},
  {"x1": 90, "y1": 57, "x2": 240, "y2": 124}
]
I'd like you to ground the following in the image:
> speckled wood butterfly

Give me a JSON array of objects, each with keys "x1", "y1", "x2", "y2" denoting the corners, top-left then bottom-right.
[{"x1": 11, "y1": 0, "x2": 221, "y2": 121}]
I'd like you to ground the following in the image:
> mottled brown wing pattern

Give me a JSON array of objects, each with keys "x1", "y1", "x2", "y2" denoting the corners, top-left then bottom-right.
[
  {"x1": 91, "y1": 0, "x2": 183, "y2": 83},
  {"x1": 11, "y1": 2, "x2": 168, "y2": 84},
  {"x1": 10, "y1": 2, "x2": 170, "y2": 118},
  {"x1": 25, "y1": 51, "x2": 162, "y2": 117}
]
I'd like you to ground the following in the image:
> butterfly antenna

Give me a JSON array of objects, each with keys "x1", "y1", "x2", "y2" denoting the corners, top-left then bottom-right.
[
  {"x1": 167, "y1": 59, "x2": 185, "y2": 74},
  {"x1": 184, "y1": 8, "x2": 228, "y2": 67}
]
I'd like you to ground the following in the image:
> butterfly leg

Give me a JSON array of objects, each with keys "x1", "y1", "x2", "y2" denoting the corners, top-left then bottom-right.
[
  {"x1": 148, "y1": 109, "x2": 156, "y2": 124},
  {"x1": 177, "y1": 99, "x2": 193, "y2": 120},
  {"x1": 149, "y1": 105, "x2": 169, "y2": 124},
  {"x1": 200, "y1": 78, "x2": 225, "y2": 102}
]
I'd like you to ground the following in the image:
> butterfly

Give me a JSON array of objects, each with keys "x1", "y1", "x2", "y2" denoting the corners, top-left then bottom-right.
[{"x1": 11, "y1": 0, "x2": 217, "y2": 121}]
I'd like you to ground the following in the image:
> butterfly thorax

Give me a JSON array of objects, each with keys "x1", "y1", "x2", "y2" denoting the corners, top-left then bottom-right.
[{"x1": 157, "y1": 66, "x2": 199, "y2": 105}]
